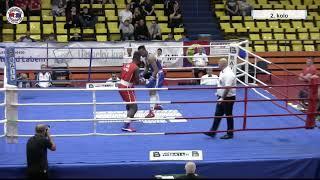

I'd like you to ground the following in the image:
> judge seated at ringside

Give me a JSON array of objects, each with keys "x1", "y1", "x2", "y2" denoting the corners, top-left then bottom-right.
[
  {"x1": 36, "y1": 65, "x2": 52, "y2": 88},
  {"x1": 200, "y1": 68, "x2": 218, "y2": 86}
]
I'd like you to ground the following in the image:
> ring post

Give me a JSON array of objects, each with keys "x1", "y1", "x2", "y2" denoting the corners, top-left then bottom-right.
[
  {"x1": 4, "y1": 47, "x2": 18, "y2": 143},
  {"x1": 92, "y1": 90, "x2": 97, "y2": 134},
  {"x1": 306, "y1": 78, "x2": 318, "y2": 129},
  {"x1": 243, "y1": 87, "x2": 248, "y2": 129},
  {"x1": 228, "y1": 43, "x2": 238, "y2": 75},
  {"x1": 88, "y1": 48, "x2": 93, "y2": 82}
]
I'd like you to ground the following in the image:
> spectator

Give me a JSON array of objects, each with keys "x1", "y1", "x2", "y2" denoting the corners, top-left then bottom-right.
[
  {"x1": 16, "y1": 31, "x2": 36, "y2": 42},
  {"x1": 169, "y1": 1, "x2": 182, "y2": 28},
  {"x1": 44, "y1": 34, "x2": 57, "y2": 43},
  {"x1": 79, "y1": 6, "x2": 97, "y2": 28},
  {"x1": 130, "y1": 0, "x2": 141, "y2": 12},
  {"x1": 132, "y1": 7, "x2": 144, "y2": 27},
  {"x1": 200, "y1": 68, "x2": 218, "y2": 86},
  {"x1": 141, "y1": 0, "x2": 155, "y2": 16},
  {"x1": 237, "y1": 0, "x2": 252, "y2": 16},
  {"x1": 134, "y1": 19, "x2": 150, "y2": 40},
  {"x1": 148, "y1": 20, "x2": 161, "y2": 40},
  {"x1": 36, "y1": 65, "x2": 52, "y2": 88},
  {"x1": 30, "y1": 0, "x2": 41, "y2": 15},
  {"x1": 105, "y1": 0, "x2": 114, "y2": 4},
  {"x1": 70, "y1": 33, "x2": 83, "y2": 41},
  {"x1": 107, "y1": 73, "x2": 120, "y2": 83},
  {"x1": 66, "y1": 0, "x2": 80, "y2": 14},
  {"x1": 119, "y1": 4, "x2": 133, "y2": 24},
  {"x1": 123, "y1": 47, "x2": 133, "y2": 63},
  {"x1": 156, "y1": 48, "x2": 165, "y2": 66},
  {"x1": 297, "y1": 57, "x2": 318, "y2": 110},
  {"x1": 0, "y1": 0, "x2": 6, "y2": 16},
  {"x1": 165, "y1": 0, "x2": 177, "y2": 16},
  {"x1": 178, "y1": 32, "x2": 190, "y2": 42},
  {"x1": 17, "y1": 73, "x2": 31, "y2": 88},
  {"x1": 192, "y1": 47, "x2": 208, "y2": 84},
  {"x1": 120, "y1": 19, "x2": 135, "y2": 40},
  {"x1": 52, "y1": 0, "x2": 66, "y2": 16},
  {"x1": 176, "y1": 162, "x2": 200, "y2": 179},
  {"x1": 27, "y1": 124, "x2": 56, "y2": 179},
  {"x1": 165, "y1": 33, "x2": 175, "y2": 41},
  {"x1": 225, "y1": 0, "x2": 239, "y2": 16},
  {"x1": 65, "y1": 6, "x2": 80, "y2": 29}
]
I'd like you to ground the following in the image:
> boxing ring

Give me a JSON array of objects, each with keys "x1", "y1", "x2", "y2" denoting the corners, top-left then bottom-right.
[{"x1": 0, "y1": 42, "x2": 320, "y2": 178}]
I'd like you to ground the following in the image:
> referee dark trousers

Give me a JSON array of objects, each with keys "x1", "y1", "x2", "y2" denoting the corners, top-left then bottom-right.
[{"x1": 210, "y1": 96, "x2": 235, "y2": 136}]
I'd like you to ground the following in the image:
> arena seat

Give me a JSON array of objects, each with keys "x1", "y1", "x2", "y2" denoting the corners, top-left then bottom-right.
[
  {"x1": 57, "y1": 35, "x2": 68, "y2": 42},
  {"x1": 30, "y1": 22, "x2": 41, "y2": 34},
  {"x1": 43, "y1": 24, "x2": 54, "y2": 34}
]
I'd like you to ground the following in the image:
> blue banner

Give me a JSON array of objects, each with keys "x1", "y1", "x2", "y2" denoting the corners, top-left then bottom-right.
[{"x1": 5, "y1": 47, "x2": 17, "y2": 85}]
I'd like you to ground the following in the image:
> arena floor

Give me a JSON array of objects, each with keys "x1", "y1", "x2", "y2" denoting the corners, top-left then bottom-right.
[{"x1": 0, "y1": 86, "x2": 320, "y2": 178}]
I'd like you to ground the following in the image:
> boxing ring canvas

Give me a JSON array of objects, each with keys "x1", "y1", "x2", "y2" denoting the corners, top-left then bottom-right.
[{"x1": 1, "y1": 86, "x2": 320, "y2": 178}]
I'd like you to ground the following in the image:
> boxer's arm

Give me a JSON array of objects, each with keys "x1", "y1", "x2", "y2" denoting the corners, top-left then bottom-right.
[
  {"x1": 134, "y1": 68, "x2": 140, "y2": 85},
  {"x1": 148, "y1": 54, "x2": 158, "y2": 78}
]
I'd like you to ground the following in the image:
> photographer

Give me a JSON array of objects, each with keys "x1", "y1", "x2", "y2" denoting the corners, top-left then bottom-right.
[{"x1": 26, "y1": 124, "x2": 56, "y2": 179}]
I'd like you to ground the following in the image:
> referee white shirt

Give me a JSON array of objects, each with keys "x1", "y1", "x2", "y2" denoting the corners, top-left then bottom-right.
[
  {"x1": 216, "y1": 66, "x2": 236, "y2": 97},
  {"x1": 192, "y1": 53, "x2": 208, "y2": 67}
]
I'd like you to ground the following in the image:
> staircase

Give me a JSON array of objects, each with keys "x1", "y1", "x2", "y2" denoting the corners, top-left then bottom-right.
[{"x1": 181, "y1": 0, "x2": 224, "y2": 40}]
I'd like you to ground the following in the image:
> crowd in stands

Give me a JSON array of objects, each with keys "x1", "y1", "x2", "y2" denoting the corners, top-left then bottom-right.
[{"x1": 225, "y1": 0, "x2": 252, "y2": 16}]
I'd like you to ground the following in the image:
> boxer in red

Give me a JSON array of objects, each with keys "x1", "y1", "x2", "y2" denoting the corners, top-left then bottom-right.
[{"x1": 118, "y1": 51, "x2": 141, "y2": 132}]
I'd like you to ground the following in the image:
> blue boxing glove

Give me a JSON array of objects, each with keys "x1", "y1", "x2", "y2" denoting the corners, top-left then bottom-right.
[{"x1": 146, "y1": 76, "x2": 156, "y2": 88}]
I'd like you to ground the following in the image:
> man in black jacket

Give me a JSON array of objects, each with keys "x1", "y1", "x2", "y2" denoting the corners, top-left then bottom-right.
[
  {"x1": 26, "y1": 124, "x2": 56, "y2": 179},
  {"x1": 176, "y1": 162, "x2": 201, "y2": 179}
]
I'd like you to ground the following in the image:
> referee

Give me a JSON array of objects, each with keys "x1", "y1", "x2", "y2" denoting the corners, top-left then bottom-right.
[{"x1": 204, "y1": 58, "x2": 236, "y2": 139}]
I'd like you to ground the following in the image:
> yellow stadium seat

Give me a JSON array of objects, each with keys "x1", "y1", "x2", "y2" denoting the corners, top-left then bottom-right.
[
  {"x1": 296, "y1": 5, "x2": 307, "y2": 9},
  {"x1": 292, "y1": 21, "x2": 303, "y2": 28},
  {"x1": 98, "y1": 16, "x2": 105, "y2": 22},
  {"x1": 105, "y1": 4, "x2": 116, "y2": 9},
  {"x1": 286, "y1": 28, "x2": 296, "y2": 33},
  {"x1": 2, "y1": 29, "x2": 14, "y2": 34},
  {"x1": 43, "y1": 24, "x2": 54, "y2": 34},
  {"x1": 224, "y1": 28, "x2": 235, "y2": 33},
  {"x1": 162, "y1": 35, "x2": 168, "y2": 40},
  {"x1": 220, "y1": 23, "x2": 231, "y2": 30},
  {"x1": 70, "y1": 28, "x2": 81, "y2": 34},
  {"x1": 159, "y1": 23, "x2": 171, "y2": 33},
  {"x1": 244, "y1": 16, "x2": 253, "y2": 21},
  {"x1": 252, "y1": 4, "x2": 261, "y2": 9},
  {"x1": 249, "y1": 34, "x2": 260, "y2": 40},
  {"x1": 274, "y1": 28, "x2": 284, "y2": 33},
  {"x1": 41, "y1": 0, "x2": 52, "y2": 9},
  {"x1": 308, "y1": 5, "x2": 318, "y2": 10},
  {"x1": 105, "y1": 10, "x2": 116, "y2": 17},
  {"x1": 256, "y1": 21, "x2": 267, "y2": 28},
  {"x1": 83, "y1": 29, "x2": 94, "y2": 34},
  {"x1": 236, "y1": 27, "x2": 246, "y2": 33},
  {"x1": 261, "y1": 28, "x2": 272, "y2": 32},
  {"x1": 16, "y1": 34, "x2": 24, "y2": 40},
  {"x1": 286, "y1": 5, "x2": 296, "y2": 10},
  {"x1": 280, "y1": 1, "x2": 291, "y2": 5},
  {"x1": 257, "y1": 0, "x2": 267, "y2": 4},
  {"x1": 115, "y1": 0, "x2": 125, "y2": 4},
  {"x1": 274, "y1": 33, "x2": 285, "y2": 39},
  {"x1": 298, "y1": 33, "x2": 309, "y2": 39},
  {"x1": 29, "y1": 16, "x2": 40, "y2": 21},
  {"x1": 292, "y1": 44, "x2": 303, "y2": 51},
  {"x1": 309, "y1": 12, "x2": 318, "y2": 16},
  {"x1": 174, "y1": 35, "x2": 182, "y2": 40},
  {"x1": 232, "y1": 23, "x2": 243, "y2": 28},
  {"x1": 42, "y1": 10, "x2": 51, "y2": 16},
  {"x1": 267, "y1": 44, "x2": 278, "y2": 51},
  {"x1": 117, "y1": 4, "x2": 126, "y2": 9},
  {"x1": 2, "y1": 35, "x2": 14, "y2": 42},
  {"x1": 317, "y1": 21, "x2": 320, "y2": 27},
  {"x1": 80, "y1": 4, "x2": 90, "y2": 8},
  {"x1": 96, "y1": 23, "x2": 107, "y2": 34},
  {"x1": 43, "y1": 15, "x2": 53, "y2": 21},
  {"x1": 146, "y1": 16, "x2": 156, "y2": 21},
  {"x1": 109, "y1": 34, "x2": 121, "y2": 41},
  {"x1": 304, "y1": 0, "x2": 314, "y2": 5},
  {"x1": 279, "y1": 46, "x2": 290, "y2": 51},
  {"x1": 107, "y1": 16, "x2": 118, "y2": 21},
  {"x1": 304, "y1": 45, "x2": 315, "y2": 51},
  {"x1": 96, "y1": 35, "x2": 108, "y2": 41},
  {"x1": 286, "y1": 34, "x2": 297, "y2": 40},
  {"x1": 155, "y1": 10, "x2": 164, "y2": 17},
  {"x1": 262, "y1": 33, "x2": 273, "y2": 40},
  {"x1": 273, "y1": 4, "x2": 284, "y2": 9},
  {"x1": 215, "y1": 11, "x2": 225, "y2": 17},
  {"x1": 155, "y1": 4, "x2": 164, "y2": 9},
  {"x1": 30, "y1": 22, "x2": 41, "y2": 34},
  {"x1": 57, "y1": 35, "x2": 68, "y2": 42},
  {"x1": 291, "y1": 0, "x2": 301, "y2": 5},
  {"x1": 174, "y1": 28, "x2": 184, "y2": 33},
  {"x1": 310, "y1": 33, "x2": 320, "y2": 39},
  {"x1": 215, "y1": 4, "x2": 225, "y2": 9},
  {"x1": 220, "y1": 16, "x2": 230, "y2": 21},
  {"x1": 280, "y1": 22, "x2": 291, "y2": 29},
  {"x1": 55, "y1": 16, "x2": 66, "y2": 22},
  {"x1": 244, "y1": 21, "x2": 255, "y2": 29},
  {"x1": 268, "y1": 21, "x2": 279, "y2": 28},
  {"x1": 16, "y1": 24, "x2": 27, "y2": 34},
  {"x1": 297, "y1": 28, "x2": 308, "y2": 32},
  {"x1": 30, "y1": 35, "x2": 41, "y2": 41},
  {"x1": 255, "y1": 45, "x2": 265, "y2": 52},
  {"x1": 232, "y1": 16, "x2": 242, "y2": 21},
  {"x1": 158, "y1": 16, "x2": 168, "y2": 22},
  {"x1": 56, "y1": 23, "x2": 67, "y2": 34},
  {"x1": 309, "y1": 27, "x2": 319, "y2": 32},
  {"x1": 92, "y1": 4, "x2": 103, "y2": 9}
]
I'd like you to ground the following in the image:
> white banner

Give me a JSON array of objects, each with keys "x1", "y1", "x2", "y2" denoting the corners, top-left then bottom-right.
[
  {"x1": 149, "y1": 150, "x2": 203, "y2": 161},
  {"x1": 0, "y1": 41, "x2": 184, "y2": 70}
]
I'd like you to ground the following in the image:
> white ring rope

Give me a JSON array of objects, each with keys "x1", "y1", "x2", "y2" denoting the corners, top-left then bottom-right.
[
  {"x1": 11, "y1": 87, "x2": 169, "y2": 91},
  {"x1": 14, "y1": 132, "x2": 165, "y2": 137},
  {"x1": 13, "y1": 101, "x2": 172, "y2": 106}
]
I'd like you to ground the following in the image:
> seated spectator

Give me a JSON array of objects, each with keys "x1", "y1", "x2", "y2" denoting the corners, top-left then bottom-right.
[
  {"x1": 119, "y1": 4, "x2": 133, "y2": 24},
  {"x1": 225, "y1": 0, "x2": 239, "y2": 16},
  {"x1": 17, "y1": 73, "x2": 31, "y2": 88},
  {"x1": 297, "y1": 57, "x2": 318, "y2": 110},
  {"x1": 44, "y1": 34, "x2": 57, "y2": 43},
  {"x1": 105, "y1": 0, "x2": 114, "y2": 4},
  {"x1": 65, "y1": 6, "x2": 81, "y2": 29},
  {"x1": 36, "y1": 65, "x2": 52, "y2": 88},
  {"x1": 0, "y1": 0, "x2": 6, "y2": 16},
  {"x1": 132, "y1": 7, "x2": 144, "y2": 27},
  {"x1": 178, "y1": 32, "x2": 190, "y2": 42},
  {"x1": 165, "y1": 33, "x2": 175, "y2": 41},
  {"x1": 134, "y1": 19, "x2": 150, "y2": 40},
  {"x1": 169, "y1": 1, "x2": 182, "y2": 28},
  {"x1": 30, "y1": 0, "x2": 41, "y2": 15},
  {"x1": 156, "y1": 48, "x2": 164, "y2": 66},
  {"x1": 148, "y1": 20, "x2": 161, "y2": 40},
  {"x1": 192, "y1": 47, "x2": 208, "y2": 84},
  {"x1": 141, "y1": 0, "x2": 155, "y2": 16},
  {"x1": 79, "y1": 7, "x2": 97, "y2": 28},
  {"x1": 237, "y1": 0, "x2": 252, "y2": 16},
  {"x1": 120, "y1": 19, "x2": 135, "y2": 40},
  {"x1": 176, "y1": 162, "x2": 200, "y2": 179},
  {"x1": 107, "y1": 73, "x2": 120, "y2": 83},
  {"x1": 53, "y1": 0, "x2": 67, "y2": 16},
  {"x1": 66, "y1": 0, "x2": 80, "y2": 14},
  {"x1": 124, "y1": 47, "x2": 133, "y2": 63},
  {"x1": 200, "y1": 69, "x2": 218, "y2": 86},
  {"x1": 16, "y1": 31, "x2": 36, "y2": 42},
  {"x1": 165, "y1": 0, "x2": 177, "y2": 16},
  {"x1": 130, "y1": 0, "x2": 141, "y2": 12},
  {"x1": 70, "y1": 33, "x2": 83, "y2": 41}
]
